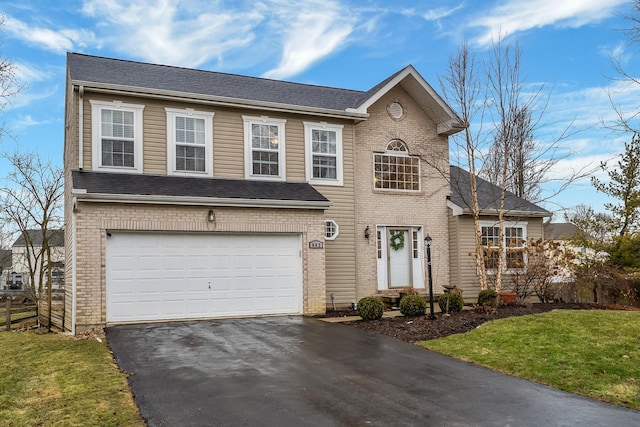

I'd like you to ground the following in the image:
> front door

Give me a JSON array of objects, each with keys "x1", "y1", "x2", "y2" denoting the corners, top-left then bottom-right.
[{"x1": 388, "y1": 229, "x2": 412, "y2": 288}]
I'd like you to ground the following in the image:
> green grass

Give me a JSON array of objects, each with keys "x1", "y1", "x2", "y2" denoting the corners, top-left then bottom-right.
[
  {"x1": 421, "y1": 310, "x2": 640, "y2": 410},
  {"x1": 0, "y1": 331, "x2": 145, "y2": 427}
]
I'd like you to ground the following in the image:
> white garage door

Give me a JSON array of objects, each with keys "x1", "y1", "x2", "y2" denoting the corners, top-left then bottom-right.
[{"x1": 106, "y1": 233, "x2": 303, "y2": 323}]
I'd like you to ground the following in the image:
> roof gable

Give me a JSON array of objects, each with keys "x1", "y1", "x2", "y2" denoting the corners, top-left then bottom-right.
[
  {"x1": 449, "y1": 165, "x2": 550, "y2": 217},
  {"x1": 349, "y1": 65, "x2": 464, "y2": 135}
]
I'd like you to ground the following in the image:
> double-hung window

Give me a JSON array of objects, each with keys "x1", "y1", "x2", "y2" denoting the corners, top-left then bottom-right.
[
  {"x1": 243, "y1": 116, "x2": 286, "y2": 180},
  {"x1": 373, "y1": 140, "x2": 420, "y2": 191},
  {"x1": 166, "y1": 108, "x2": 214, "y2": 177},
  {"x1": 91, "y1": 100, "x2": 144, "y2": 173},
  {"x1": 480, "y1": 221, "x2": 527, "y2": 270},
  {"x1": 304, "y1": 122, "x2": 343, "y2": 186}
]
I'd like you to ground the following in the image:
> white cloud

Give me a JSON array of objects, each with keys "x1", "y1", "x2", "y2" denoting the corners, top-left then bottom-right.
[
  {"x1": 81, "y1": 0, "x2": 264, "y2": 68},
  {"x1": 10, "y1": 115, "x2": 52, "y2": 132},
  {"x1": 13, "y1": 62, "x2": 52, "y2": 83},
  {"x1": 263, "y1": 1, "x2": 354, "y2": 79},
  {"x1": 3, "y1": 16, "x2": 96, "y2": 53},
  {"x1": 470, "y1": 0, "x2": 628, "y2": 46},
  {"x1": 422, "y1": 5, "x2": 464, "y2": 21}
]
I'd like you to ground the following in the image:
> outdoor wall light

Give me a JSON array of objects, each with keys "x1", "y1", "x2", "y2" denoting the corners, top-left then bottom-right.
[
  {"x1": 364, "y1": 225, "x2": 370, "y2": 239},
  {"x1": 207, "y1": 209, "x2": 216, "y2": 222}
]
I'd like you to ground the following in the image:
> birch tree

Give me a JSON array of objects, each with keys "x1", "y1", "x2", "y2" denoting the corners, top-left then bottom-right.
[{"x1": 440, "y1": 42, "x2": 491, "y2": 290}]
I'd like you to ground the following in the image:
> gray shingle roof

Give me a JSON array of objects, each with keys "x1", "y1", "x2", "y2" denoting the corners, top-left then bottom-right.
[
  {"x1": 72, "y1": 170, "x2": 330, "y2": 205},
  {"x1": 449, "y1": 165, "x2": 550, "y2": 217},
  {"x1": 13, "y1": 229, "x2": 65, "y2": 247},
  {"x1": 67, "y1": 53, "x2": 369, "y2": 111},
  {"x1": 544, "y1": 223, "x2": 580, "y2": 240}
]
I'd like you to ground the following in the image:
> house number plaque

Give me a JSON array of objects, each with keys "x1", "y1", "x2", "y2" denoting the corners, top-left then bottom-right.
[{"x1": 309, "y1": 240, "x2": 324, "y2": 249}]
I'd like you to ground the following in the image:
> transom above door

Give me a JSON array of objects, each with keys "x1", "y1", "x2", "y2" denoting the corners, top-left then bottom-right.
[{"x1": 376, "y1": 226, "x2": 425, "y2": 291}]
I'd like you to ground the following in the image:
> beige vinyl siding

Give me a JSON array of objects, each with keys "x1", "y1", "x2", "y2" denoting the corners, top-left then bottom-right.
[
  {"x1": 142, "y1": 100, "x2": 169, "y2": 174},
  {"x1": 313, "y1": 121, "x2": 356, "y2": 306},
  {"x1": 449, "y1": 214, "x2": 546, "y2": 299},
  {"x1": 448, "y1": 213, "x2": 461, "y2": 290},
  {"x1": 285, "y1": 119, "x2": 305, "y2": 181},
  {"x1": 212, "y1": 109, "x2": 244, "y2": 178}
]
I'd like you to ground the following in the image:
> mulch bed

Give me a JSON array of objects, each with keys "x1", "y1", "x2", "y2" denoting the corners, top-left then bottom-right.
[{"x1": 324, "y1": 303, "x2": 639, "y2": 343}]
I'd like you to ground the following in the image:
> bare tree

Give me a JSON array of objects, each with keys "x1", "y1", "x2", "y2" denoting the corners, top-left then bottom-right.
[
  {"x1": 439, "y1": 41, "x2": 491, "y2": 290},
  {"x1": 0, "y1": 151, "x2": 63, "y2": 331},
  {"x1": 0, "y1": 15, "x2": 24, "y2": 141},
  {"x1": 440, "y1": 36, "x2": 587, "y2": 292}
]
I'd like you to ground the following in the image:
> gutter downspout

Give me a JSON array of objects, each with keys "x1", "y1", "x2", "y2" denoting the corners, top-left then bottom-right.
[{"x1": 78, "y1": 86, "x2": 84, "y2": 170}]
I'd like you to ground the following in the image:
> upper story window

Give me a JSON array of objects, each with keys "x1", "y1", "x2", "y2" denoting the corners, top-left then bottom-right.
[
  {"x1": 90, "y1": 100, "x2": 144, "y2": 173},
  {"x1": 373, "y1": 140, "x2": 420, "y2": 191},
  {"x1": 243, "y1": 116, "x2": 286, "y2": 181},
  {"x1": 304, "y1": 122, "x2": 344, "y2": 186},
  {"x1": 481, "y1": 221, "x2": 528, "y2": 270},
  {"x1": 166, "y1": 108, "x2": 214, "y2": 177}
]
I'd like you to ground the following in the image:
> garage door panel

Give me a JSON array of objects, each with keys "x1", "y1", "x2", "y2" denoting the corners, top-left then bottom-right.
[{"x1": 106, "y1": 233, "x2": 303, "y2": 322}]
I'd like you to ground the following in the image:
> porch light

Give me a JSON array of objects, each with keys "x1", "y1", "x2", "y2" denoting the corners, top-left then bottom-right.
[
  {"x1": 364, "y1": 225, "x2": 371, "y2": 239},
  {"x1": 207, "y1": 209, "x2": 216, "y2": 222}
]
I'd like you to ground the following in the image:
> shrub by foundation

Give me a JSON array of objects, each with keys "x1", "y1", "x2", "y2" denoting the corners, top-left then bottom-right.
[
  {"x1": 438, "y1": 293, "x2": 464, "y2": 313},
  {"x1": 357, "y1": 297, "x2": 384, "y2": 320},
  {"x1": 399, "y1": 294, "x2": 427, "y2": 316}
]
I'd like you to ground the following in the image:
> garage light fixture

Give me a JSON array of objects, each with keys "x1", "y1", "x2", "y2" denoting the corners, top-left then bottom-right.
[{"x1": 207, "y1": 209, "x2": 216, "y2": 222}]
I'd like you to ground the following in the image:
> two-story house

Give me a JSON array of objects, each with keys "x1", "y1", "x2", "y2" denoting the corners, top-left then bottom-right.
[
  {"x1": 64, "y1": 53, "x2": 465, "y2": 332},
  {"x1": 8, "y1": 229, "x2": 65, "y2": 291}
]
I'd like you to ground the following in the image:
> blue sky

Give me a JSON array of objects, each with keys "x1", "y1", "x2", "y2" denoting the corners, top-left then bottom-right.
[{"x1": 0, "y1": 0, "x2": 638, "y2": 218}]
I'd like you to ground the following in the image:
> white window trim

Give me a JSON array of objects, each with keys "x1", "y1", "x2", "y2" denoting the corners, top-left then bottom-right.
[
  {"x1": 304, "y1": 121, "x2": 344, "y2": 186},
  {"x1": 90, "y1": 100, "x2": 144, "y2": 174},
  {"x1": 324, "y1": 219, "x2": 339, "y2": 240},
  {"x1": 373, "y1": 151, "x2": 421, "y2": 192},
  {"x1": 243, "y1": 115, "x2": 287, "y2": 181},
  {"x1": 479, "y1": 220, "x2": 528, "y2": 272},
  {"x1": 165, "y1": 108, "x2": 214, "y2": 177}
]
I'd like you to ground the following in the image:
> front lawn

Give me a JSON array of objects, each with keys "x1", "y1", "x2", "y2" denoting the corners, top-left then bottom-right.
[
  {"x1": 421, "y1": 310, "x2": 640, "y2": 410},
  {"x1": 0, "y1": 331, "x2": 144, "y2": 426}
]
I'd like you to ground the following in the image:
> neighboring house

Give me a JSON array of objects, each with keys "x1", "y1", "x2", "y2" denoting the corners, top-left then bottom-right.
[
  {"x1": 0, "y1": 249, "x2": 12, "y2": 289},
  {"x1": 64, "y1": 53, "x2": 465, "y2": 332},
  {"x1": 448, "y1": 166, "x2": 551, "y2": 297},
  {"x1": 10, "y1": 229, "x2": 65, "y2": 290}
]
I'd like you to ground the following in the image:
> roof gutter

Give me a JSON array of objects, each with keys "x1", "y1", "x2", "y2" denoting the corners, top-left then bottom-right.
[
  {"x1": 447, "y1": 200, "x2": 551, "y2": 218},
  {"x1": 72, "y1": 190, "x2": 332, "y2": 210},
  {"x1": 72, "y1": 80, "x2": 370, "y2": 121}
]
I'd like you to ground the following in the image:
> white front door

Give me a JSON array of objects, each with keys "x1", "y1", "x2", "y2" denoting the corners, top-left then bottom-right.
[{"x1": 388, "y1": 229, "x2": 412, "y2": 288}]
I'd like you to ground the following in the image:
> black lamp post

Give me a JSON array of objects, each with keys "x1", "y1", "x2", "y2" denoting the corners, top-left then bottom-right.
[{"x1": 425, "y1": 234, "x2": 435, "y2": 319}]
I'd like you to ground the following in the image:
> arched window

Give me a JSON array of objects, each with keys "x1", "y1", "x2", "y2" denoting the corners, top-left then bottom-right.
[{"x1": 373, "y1": 140, "x2": 420, "y2": 191}]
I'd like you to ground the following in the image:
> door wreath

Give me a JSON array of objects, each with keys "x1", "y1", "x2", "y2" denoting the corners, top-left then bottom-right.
[{"x1": 389, "y1": 231, "x2": 405, "y2": 251}]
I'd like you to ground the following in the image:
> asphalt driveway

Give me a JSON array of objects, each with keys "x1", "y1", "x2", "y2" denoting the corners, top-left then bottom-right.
[{"x1": 106, "y1": 317, "x2": 640, "y2": 427}]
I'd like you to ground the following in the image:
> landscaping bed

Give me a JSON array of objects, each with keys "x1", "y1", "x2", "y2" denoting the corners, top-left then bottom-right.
[{"x1": 330, "y1": 303, "x2": 637, "y2": 343}]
